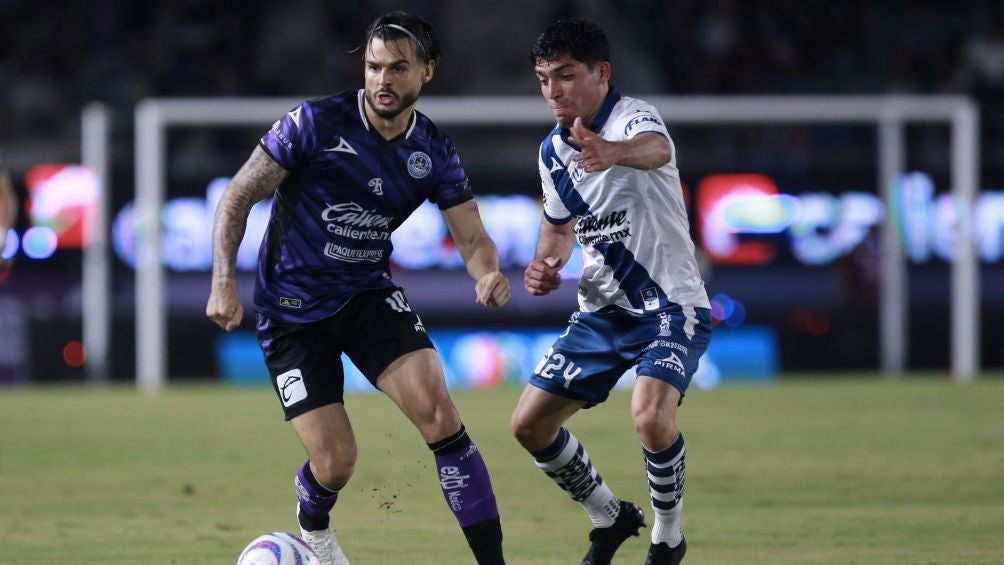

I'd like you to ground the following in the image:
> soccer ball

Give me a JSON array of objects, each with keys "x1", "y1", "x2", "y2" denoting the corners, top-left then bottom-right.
[{"x1": 236, "y1": 532, "x2": 320, "y2": 565}]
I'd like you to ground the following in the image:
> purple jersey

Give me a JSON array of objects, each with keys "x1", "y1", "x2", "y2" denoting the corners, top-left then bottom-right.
[{"x1": 255, "y1": 89, "x2": 473, "y2": 323}]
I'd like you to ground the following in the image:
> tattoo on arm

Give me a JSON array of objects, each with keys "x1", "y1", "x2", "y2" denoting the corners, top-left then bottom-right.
[{"x1": 212, "y1": 146, "x2": 288, "y2": 279}]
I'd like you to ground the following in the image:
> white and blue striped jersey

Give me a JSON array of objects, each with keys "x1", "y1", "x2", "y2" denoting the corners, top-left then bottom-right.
[{"x1": 538, "y1": 88, "x2": 710, "y2": 313}]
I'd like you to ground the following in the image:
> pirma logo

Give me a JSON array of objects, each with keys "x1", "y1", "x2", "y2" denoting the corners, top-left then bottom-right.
[
  {"x1": 654, "y1": 352, "x2": 686, "y2": 376},
  {"x1": 276, "y1": 369, "x2": 307, "y2": 407}
]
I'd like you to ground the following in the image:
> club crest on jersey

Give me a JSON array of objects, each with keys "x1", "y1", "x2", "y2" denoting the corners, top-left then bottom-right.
[
  {"x1": 641, "y1": 287, "x2": 660, "y2": 310},
  {"x1": 407, "y1": 151, "x2": 432, "y2": 179}
]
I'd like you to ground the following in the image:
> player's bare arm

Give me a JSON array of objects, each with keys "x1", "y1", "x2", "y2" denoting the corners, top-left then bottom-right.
[
  {"x1": 0, "y1": 171, "x2": 16, "y2": 268},
  {"x1": 442, "y1": 199, "x2": 511, "y2": 307},
  {"x1": 524, "y1": 218, "x2": 575, "y2": 296},
  {"x1": 206, "y1": 146, "x2": 288, "y2": 331},
  {"x1": 567, "y1": 117, "x2": 672, "y2": 172}
]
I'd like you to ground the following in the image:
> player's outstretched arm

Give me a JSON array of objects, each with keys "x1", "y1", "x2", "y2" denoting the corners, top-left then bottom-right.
[
  {"x1": 524, "y1": 218, "x2": 575, "y2": 296},
  {"x1": 567, "y1": 117, "x2": 672, "y2": 172},
  {"x1": 441, "y1": 199, "x2": 511, "y2": 308},
  {"x1": 206, "y1": 146, "x2": 288, "y2": 331}
]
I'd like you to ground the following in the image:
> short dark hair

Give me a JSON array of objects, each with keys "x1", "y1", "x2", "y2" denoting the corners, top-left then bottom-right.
[
  {"x1": 362, "y1": 11, "x2": 441, "y2": 63},
  {"x1": 530, "y1": 18, "x2": 610, "y2": 68}
]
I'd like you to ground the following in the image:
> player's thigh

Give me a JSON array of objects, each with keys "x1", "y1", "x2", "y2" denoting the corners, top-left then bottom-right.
[
  {"x1": 258, "y1": 316, "x2": 347, "y2": 421},
  {"x1": 342, "y1": 287, "x2": 436, "y2": 387},
  {"x1": 529, "y1": 311, "x2": 632, "y2": 406},
  {"x1": 376, "y1": 348, "x2": 462, "y2": 443}
]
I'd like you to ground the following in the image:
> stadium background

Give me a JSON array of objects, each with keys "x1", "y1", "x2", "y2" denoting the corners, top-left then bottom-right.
[{"x1": 1, "y1": 0, "x2": 1003, "y2": 385}]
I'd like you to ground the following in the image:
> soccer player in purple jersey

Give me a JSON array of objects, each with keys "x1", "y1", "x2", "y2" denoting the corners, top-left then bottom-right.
[
  {"x1": 206, "y1": 11, "x2": 510, "y2": 565},
  {"x1": 511, "y1": 19, "x2": 712, "y2": 565}
]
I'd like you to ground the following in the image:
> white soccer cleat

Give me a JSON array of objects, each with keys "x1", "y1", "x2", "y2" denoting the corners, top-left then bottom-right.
[{"x1": 297, "y1": 504, "x2": 350, "y2": 565}]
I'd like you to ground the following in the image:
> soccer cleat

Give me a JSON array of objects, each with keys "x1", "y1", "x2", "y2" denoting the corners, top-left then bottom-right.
[
  {"x1": 644, "y1": 537, "x2": 687, "y2": 565},
  {"x1": 297, "y1": 503, "x2": 350, "y2": 565},
  {"x1": 580, "y1": 500, "x2": 646, "y2": 565}
]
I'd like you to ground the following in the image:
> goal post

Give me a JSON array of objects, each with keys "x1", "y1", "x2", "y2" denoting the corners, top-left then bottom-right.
[{"x1": 130, "y1": 94, "x2": 980, "y2": 392}]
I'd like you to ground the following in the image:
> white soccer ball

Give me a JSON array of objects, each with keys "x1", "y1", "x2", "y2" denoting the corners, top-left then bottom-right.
[{"x1": 236, "y1": 532, "x2": 320, "y2": 565}]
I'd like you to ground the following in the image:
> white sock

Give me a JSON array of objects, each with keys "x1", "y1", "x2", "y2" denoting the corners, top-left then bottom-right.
[
  {"x1": 534, "y1": 427, "x2": 620, "y2": 527},
  {"x1": 651, "y1": 501, "x2": 683, "y2": 547}
]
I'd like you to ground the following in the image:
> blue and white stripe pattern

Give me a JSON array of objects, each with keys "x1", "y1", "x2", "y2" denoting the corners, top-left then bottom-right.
[
  {"x1": 644, "y1": 433, "x2": 685, "y2": 512},
  {"x1": 533, "y1": 427, "x2": 604, "y2": 502},
  {"x1": 536, "y1": 89, "x2": 710, "y2": 314}
]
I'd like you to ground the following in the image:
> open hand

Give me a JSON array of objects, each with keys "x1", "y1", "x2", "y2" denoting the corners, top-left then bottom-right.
[{"x1": 567, "y1": 117, "x2": 618, "y2": 173}]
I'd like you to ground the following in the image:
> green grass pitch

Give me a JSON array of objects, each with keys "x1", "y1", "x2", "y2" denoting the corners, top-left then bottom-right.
[{"x1": 2, "y1": 376, "x2": 1003, "y2": 564}]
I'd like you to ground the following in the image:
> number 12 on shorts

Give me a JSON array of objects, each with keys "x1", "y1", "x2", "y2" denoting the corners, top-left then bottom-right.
[{"x1": 534, "y1": 348, "x2": 582, "y2": 388}]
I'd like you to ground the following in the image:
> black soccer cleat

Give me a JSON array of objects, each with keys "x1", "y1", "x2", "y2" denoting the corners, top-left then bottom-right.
[
  {"x1": 580, "y1": 500, "x2": 646, "y2": 565},
  {"x1": 644, "y1": 537, "x2": 687, "y2": 565}
]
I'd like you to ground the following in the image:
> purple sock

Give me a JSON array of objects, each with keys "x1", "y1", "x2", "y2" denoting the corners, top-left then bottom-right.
[
  {"x1": 430, "y1": 426, "x2": 500, "y2": 527},
  {"x1": 430, "y1": 426, "x2": 505, "y2": 564},
  {"x1": 295, "y1": 461, "x2": 339, "y2": 531}
]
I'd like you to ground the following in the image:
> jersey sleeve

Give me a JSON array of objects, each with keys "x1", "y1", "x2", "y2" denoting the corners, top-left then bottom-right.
[
  {"x1": 539, "y1": 144, "x2": 572, "y2": 225},
  {"x1": 259, "y1": 102, "x2": 318, "y2": 171},
  {"x1": 616, "y1": 100, "x2": 670, "y2": 142},
  {"x1": 430, "y1": 137, "x2": 474, "y2": 210}
]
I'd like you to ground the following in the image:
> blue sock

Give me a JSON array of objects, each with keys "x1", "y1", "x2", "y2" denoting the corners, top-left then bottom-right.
[
  {"x1": 295, "y1": 461, "x2": 339, "y2": 531},
  {"x1": 644, "y1": 433, "x2": 685, "y2": 547},
  {"x1": 429, "y1": 425, "x2": 504, "y2": 565}
]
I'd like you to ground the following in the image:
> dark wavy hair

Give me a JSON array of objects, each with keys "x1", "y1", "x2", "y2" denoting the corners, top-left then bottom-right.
[
  {"x1": 530, "y1": 18, "x2": 610, "y2": 68},
  {"x1": 361, "y1": 11, "x2": 441, "y2": 63}
]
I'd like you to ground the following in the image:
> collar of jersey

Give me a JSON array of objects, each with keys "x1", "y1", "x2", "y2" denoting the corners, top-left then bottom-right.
[
  {"x1": 559, "y1": 87, "x2": 621, "y2": 146},
  {"x1": 356, "y1": 88, "x2": 418, "y2": 143}
]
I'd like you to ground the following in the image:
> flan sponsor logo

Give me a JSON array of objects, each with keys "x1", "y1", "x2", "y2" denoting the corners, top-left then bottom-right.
[{"x1": 624, "y1": 112, "x2": 663, "y2": 136}]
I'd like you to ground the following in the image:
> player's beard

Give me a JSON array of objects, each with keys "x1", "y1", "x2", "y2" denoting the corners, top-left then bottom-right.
[{"x1": 365, "y1": 87, "x2": 420, "y2": 120}]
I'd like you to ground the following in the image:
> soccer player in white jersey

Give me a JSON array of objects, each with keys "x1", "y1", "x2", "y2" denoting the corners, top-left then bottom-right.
[{"x1": 510, "y1": 18, "x2": 711, "y2": 565}]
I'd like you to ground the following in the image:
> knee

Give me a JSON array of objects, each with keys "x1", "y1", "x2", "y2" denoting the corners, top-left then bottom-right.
[
  {"x1": 510, "y1": 411, "x2": 549, "y2": 452},
  {"x1": 633, "y1": 407, "x2": 678, "y2": 449},
  {"x1": 310, "y1": 445, "x2": 357, "y2": 490},
  {"x1": 415, "y1": 399, "x2": 462, "y2": 443}
]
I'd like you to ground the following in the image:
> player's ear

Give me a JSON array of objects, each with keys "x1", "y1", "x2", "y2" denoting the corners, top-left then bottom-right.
[
  {"x1": 596, "y1": 61, "x2": 611, "y2": 83},
  {"x1": 423, "y1": 59, "x2": 437, "y2": 83}
]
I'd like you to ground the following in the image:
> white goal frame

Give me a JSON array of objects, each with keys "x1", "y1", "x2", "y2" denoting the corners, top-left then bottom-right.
[{"x1": 123, "y1": 95, "x2": 979, "y2": 392}]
